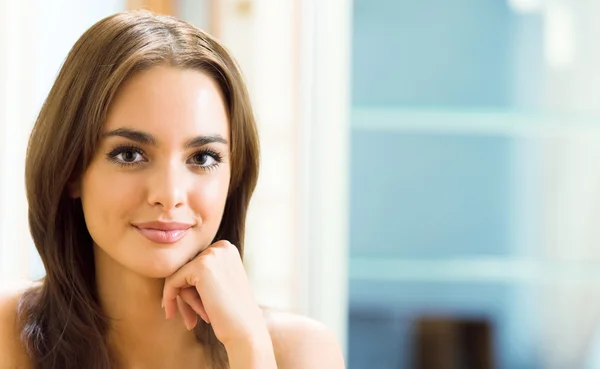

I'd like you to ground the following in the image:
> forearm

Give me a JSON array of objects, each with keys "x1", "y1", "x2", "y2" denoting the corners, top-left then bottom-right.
[{"x1": 225, "y1": 332, "x2": 278, "y2": 369}]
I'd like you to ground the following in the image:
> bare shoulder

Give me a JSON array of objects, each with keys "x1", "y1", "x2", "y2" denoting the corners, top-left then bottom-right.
[
  {"x1": 0, "y1": 281, "x2": 36, "y2": 369},
  {"x1": 264, "y1": 309, "x2": 345, "y2": 369}
]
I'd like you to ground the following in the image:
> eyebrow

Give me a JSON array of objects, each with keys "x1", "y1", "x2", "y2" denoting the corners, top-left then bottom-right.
[{"x1": 102, "y1": 128, "x2": 228, "y2": 148}]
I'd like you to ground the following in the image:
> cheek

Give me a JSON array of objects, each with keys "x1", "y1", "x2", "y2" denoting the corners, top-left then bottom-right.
[
  {"x1": 80, "y1": 164, "x2": 144, "y2": 235},
  {"x1": 190, "y1": 170, "x2": 231, "y2": 222}
]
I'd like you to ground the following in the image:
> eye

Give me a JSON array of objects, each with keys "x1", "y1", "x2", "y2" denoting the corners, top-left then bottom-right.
[
  {"x1": 106, "y1": 145, "x2": 146, "y2": 167},
  {"x1": 187, "y1": 149, "x2": 223, "y2": 169},
  {"x1": 118, "y1": 150, "x2": 143, "y2": 163},
  {"x1": 192, "y1": 153, "x2": 216, "y2": 166}
]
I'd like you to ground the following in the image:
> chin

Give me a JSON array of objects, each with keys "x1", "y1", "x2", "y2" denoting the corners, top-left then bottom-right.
[{"x1": 129, "y1": 249, "x2": 192, "y2": 279}]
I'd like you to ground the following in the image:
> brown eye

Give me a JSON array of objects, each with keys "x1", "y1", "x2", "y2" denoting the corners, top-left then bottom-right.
[
  {"x1": 107, "y1": 146, "x2": 146, "y2": 166},
  {"x1": 121, "y1": 150, "x2": 138, "y2": 162},
  {"x1": 192, "y1": 153, "x2": 211, "y2": 166},
  {"x1": 187, "y1": 150, "x2": 222, "y2": 169}
]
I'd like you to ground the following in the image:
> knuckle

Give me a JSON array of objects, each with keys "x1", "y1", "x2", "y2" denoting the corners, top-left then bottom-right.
[
  {"x1": 196, "y1": 254, "x2": 210, "y2": 268},
  {"x1": 186, "y1": 273, "x2": 200, "y2": 287},
  {"x1": 214, "y1": 240, "x2": 231, "y2": 249},
  {"x1": 220, "y1": 240, "x2": 238, "y2": 254}
]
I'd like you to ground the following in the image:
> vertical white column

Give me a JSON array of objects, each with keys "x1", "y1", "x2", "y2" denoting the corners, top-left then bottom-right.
[{"x1": 304, "y1": 0, "x2": 351, "y2": 352}]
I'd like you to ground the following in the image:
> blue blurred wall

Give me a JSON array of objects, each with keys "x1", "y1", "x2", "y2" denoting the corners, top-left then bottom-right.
[
  {"x1": 352, "y1": 0, "x2": 512, "y2": 107},
  {"x1": 348, "y1": 0, "x2": 543, "y2": 368}
]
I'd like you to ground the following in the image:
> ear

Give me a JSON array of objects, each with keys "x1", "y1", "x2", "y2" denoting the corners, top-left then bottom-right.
[{"x1": 67, "y1": 180, "x2": 81, "y2": 199}]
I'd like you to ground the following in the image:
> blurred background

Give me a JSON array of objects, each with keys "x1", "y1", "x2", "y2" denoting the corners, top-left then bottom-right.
[{"x1": 3, "y1": 0, "x2": 600, "y2": 368}]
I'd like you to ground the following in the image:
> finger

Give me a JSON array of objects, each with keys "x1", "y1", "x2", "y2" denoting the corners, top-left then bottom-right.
[
  {"x1": 176, "y1": 295, "x2": 198, "y2": 330},
  {"x1": 164, "y1": 290, "x2": 180, "y2": 320},
  {"x1": 162, "y1": 265, "x2": 197, "y2": 319},
  {"x1": 179, "y1": 287, "x2": 210, "y2": 324}
]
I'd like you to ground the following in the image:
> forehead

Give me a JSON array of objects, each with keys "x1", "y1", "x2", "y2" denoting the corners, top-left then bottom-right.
[{"x1": 103, "y1": 65, "x2": 229, "y2": 141}]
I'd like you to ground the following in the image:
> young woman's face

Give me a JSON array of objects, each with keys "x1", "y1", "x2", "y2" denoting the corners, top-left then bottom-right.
[{"x1": 78, "y1": 65, "x2": 231, "y2": 278}]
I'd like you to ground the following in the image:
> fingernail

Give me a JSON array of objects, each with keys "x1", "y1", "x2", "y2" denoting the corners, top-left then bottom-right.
[{"x1": 161, "y1": 300, "x2": 164, "y2": 308}]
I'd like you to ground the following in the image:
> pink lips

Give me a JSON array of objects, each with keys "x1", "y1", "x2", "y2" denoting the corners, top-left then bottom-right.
[{"x1": 133, "y1": 221, "x2": 193, "y2": 244}]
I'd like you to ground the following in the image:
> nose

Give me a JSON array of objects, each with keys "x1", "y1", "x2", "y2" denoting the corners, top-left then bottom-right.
[{"x1": 147, "y1": 161, "x2": 187, "y2": 210}]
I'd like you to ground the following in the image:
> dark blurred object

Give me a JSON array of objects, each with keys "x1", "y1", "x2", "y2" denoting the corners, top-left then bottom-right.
[{"x1": 414, "y1": 317, "x2": 494, "y2": 369}]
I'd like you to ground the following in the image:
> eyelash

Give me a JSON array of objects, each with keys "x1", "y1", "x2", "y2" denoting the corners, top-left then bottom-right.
[{"x1": 106, "y1": 144, "x2": 224, "y2": 171}]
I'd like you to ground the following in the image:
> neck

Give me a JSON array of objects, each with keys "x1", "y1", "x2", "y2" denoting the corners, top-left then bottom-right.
[{"x1": 94, "y1": 245, "x2": 206, "y2": 369}]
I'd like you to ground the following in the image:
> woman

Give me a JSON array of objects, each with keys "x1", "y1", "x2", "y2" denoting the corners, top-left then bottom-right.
[{"x1": 0, "y1": 10, "x2": 344, "y2": 369}]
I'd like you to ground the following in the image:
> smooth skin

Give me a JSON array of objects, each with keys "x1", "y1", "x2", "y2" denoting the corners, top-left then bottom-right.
[{"x1": 0, "y1": 65, "x2": 345, "y2": 369}]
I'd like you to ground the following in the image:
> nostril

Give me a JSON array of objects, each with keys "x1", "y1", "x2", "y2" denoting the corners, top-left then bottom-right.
[{"x1": 150, "y1": 199, "x2": 185, "y2": 209}]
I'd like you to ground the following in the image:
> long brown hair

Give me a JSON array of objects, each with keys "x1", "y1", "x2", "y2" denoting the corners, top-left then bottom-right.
[{"x1": 19, "y1": 10, "x2": 259, "y2": 369}]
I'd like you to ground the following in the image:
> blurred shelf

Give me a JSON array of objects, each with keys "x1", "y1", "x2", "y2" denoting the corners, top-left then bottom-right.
[
  {"x1": 350, "y1": 256, "x2": 600, "y2": 284},
  {"x1": 352, "y1": 107, "x2": 600, "y2": 136}
]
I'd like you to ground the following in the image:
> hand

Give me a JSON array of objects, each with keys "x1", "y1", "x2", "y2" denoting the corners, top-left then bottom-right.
[{"x1": 161, "y1": 240, "x2": 270, "y2": 347}]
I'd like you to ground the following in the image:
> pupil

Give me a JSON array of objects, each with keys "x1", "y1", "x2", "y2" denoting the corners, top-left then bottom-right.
[
  {"x1": 123, "y1": 151, "x2": 136, "y2": 162},
  {"x1": 196, "y1": 154, "x2": 207, "y2": 165}
]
